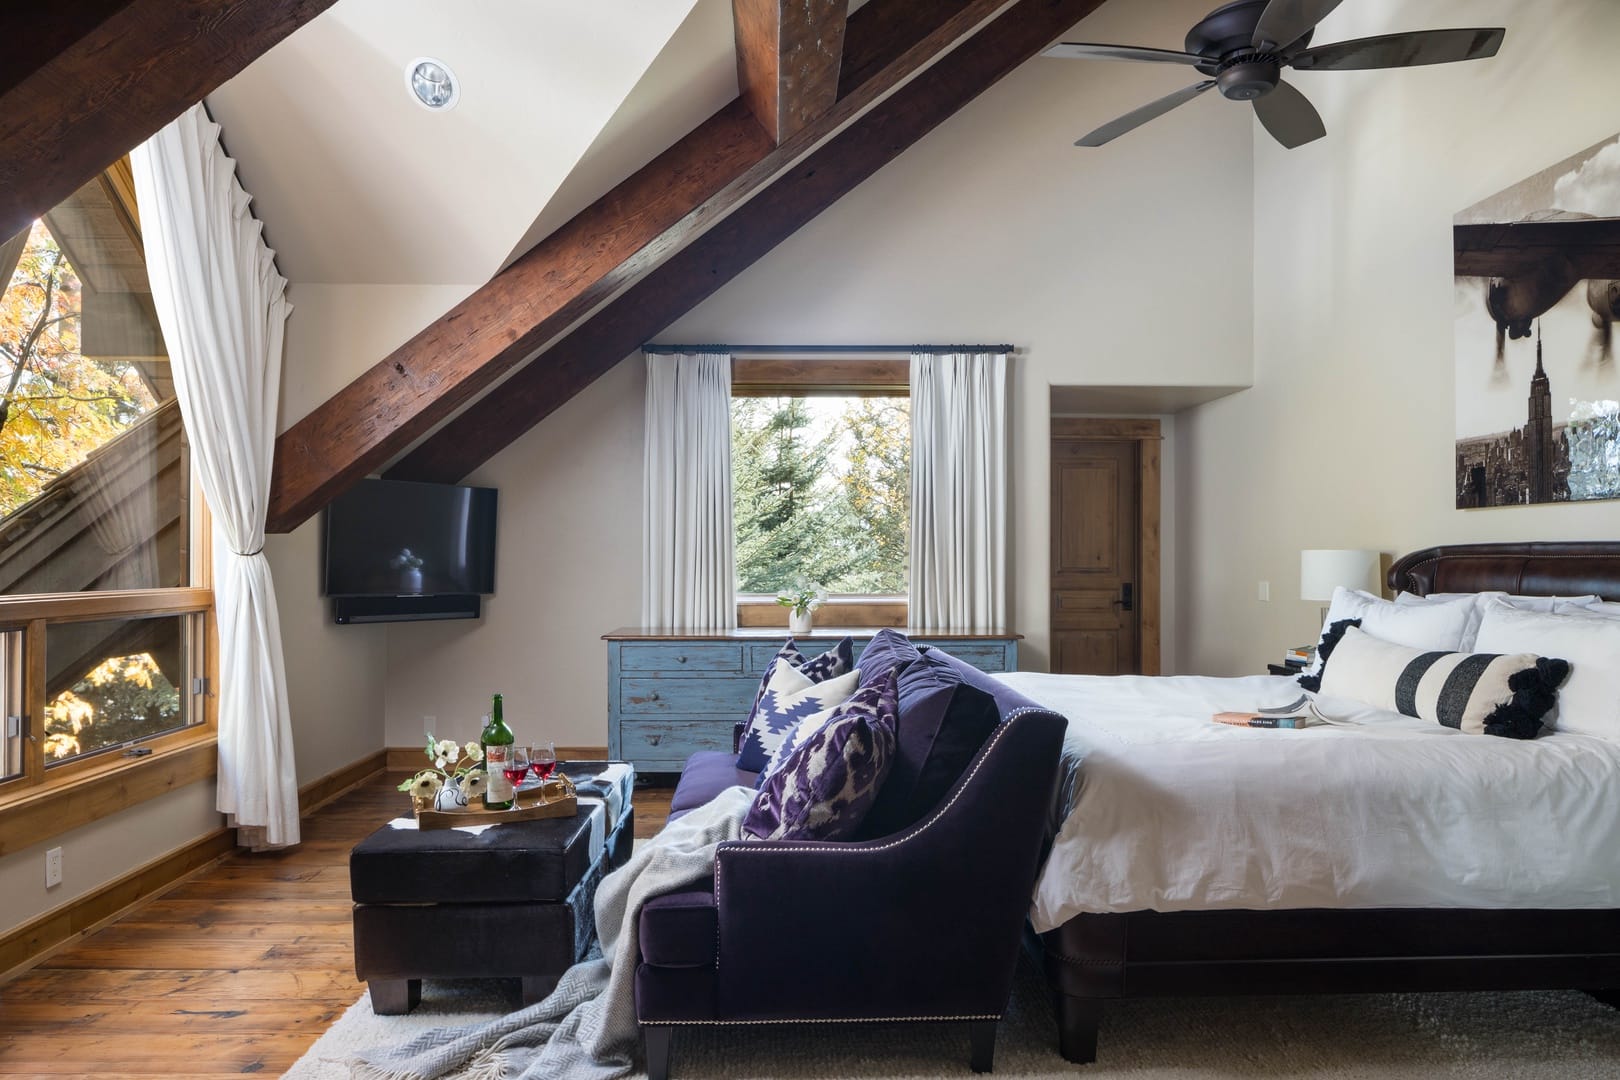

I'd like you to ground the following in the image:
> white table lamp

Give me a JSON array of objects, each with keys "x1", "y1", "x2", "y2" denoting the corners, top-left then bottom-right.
[{"x1": 1301, "y1": 549, "x2": 1379, "y2": 624}]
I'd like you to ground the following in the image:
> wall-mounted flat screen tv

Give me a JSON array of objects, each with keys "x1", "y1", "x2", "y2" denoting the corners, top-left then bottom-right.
[{"x1": 322, "y1": 479, "x2": 497, "y2": 600}]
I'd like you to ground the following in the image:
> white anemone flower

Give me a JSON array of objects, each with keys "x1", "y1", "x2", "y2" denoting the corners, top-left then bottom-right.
[
  {"x1": 434, "y1": 756, "x2": 448, "y2": 769},
  {"x1": 463, "y1": 741, "x2": 483, "y2": 762},
  {"x1": 409, "y1": 772, "x2": 444, "y2": 798},
  {"x1": 463, "y1": 770, "x2": 487, "y2": 798},
  {"x1": 436, "y1": 738, "x2": 461, "y2": 762}
]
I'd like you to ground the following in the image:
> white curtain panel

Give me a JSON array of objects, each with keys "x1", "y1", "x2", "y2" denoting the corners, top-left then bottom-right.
[
  {"x1": 909, "y1": 350, "x2": 1009, "y2": 631},
  {"x1": 131, "y1": 105, "x2": 299, "y2": 849},
  {"x1": 642, "y1": 351, "x2": 736, "y2": 630}
]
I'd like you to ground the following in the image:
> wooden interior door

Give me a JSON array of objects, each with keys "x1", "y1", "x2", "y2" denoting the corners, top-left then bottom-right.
[{"x1": 1050, "y1": 438, "x2": 1141, "y2": 675}]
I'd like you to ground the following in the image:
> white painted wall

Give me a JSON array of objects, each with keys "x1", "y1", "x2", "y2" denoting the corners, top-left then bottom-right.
[
  {"x1": 1177, "y1": 0, "x2": 1620, "y2": 676},
  {"x1": 377, "y1": 0, "x2": 1254, "y2": 749},
  {"x1": 661, "y1": 0, "x2": 1251, "y2": 680}
]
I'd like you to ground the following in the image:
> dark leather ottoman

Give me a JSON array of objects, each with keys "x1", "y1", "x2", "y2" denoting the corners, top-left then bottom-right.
[{"x1": 350, "y1": 767, "x2": 634, "y2": 1014}]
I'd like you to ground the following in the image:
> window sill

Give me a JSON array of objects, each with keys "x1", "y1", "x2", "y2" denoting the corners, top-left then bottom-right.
[
  {"x1": 0, "y1": 733, "x2": 217, "y2": 858},
  {"x1": 737, "y1": 597, "x2": 907, "y2": 629}
]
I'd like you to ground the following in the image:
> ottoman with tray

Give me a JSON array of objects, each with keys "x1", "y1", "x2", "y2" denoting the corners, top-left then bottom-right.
[{"x1": 350, "y1": 761, "x2": 634, "y2": 1013}]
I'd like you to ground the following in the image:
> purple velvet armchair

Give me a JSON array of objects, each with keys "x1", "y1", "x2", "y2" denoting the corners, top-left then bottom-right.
[{"x1": 634, "y1": 647, "x2": 1067, "y2": 1078}]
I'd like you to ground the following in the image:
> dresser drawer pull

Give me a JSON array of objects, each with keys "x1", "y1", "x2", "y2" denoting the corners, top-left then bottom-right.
[
  {"x1": 676, "y1": 655, "x2": 687, "y2": 663},
  {"x1": 649, "y1": 691, "x2": 661, "y2": 701},
  {"x1": 647, "y1": 734, "x2": 663, "y2": 746}
]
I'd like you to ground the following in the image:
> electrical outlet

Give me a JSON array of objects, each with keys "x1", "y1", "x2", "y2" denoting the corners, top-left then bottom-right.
[
  {"x1": 45, "y1": 846, "x2": 62, "y2": 888},
  {"x1": 1258, "y1": 580, "x2": 1271, "y2": 602}
]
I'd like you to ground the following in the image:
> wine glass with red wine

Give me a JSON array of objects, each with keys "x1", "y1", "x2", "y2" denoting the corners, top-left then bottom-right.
[
  {"x1": 503, "y1": 746, "x2": 531, "y2": 799},
  {"x1": 530, "y1": 740, "x2": 557, "y2": 783}
]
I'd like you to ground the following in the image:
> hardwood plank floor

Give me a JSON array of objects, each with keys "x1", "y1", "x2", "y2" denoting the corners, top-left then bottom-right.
[{"x1": 0, "y1": 770, "x2": 674, "y2": 1076}]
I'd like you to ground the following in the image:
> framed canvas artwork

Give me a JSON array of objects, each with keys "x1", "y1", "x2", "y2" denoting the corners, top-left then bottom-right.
[{"x1": 1454, "y1": 133, "x2": 1620, "y2": 508}]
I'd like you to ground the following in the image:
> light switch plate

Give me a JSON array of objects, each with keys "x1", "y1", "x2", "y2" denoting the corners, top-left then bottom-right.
[{"x1": 1258, "y1": 580, "x2": 1271, "y2": 602}]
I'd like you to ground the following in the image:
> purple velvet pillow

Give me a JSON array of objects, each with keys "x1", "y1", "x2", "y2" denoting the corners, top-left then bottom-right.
[
  {"x1": 854, "y1": 648, "x2": 1000, "y2": 841},
  {"x1": 856, "y1": 628, "x2": 921, "y2": 690},
  {"x1": 742, "y1": 666, "x2": 899, "y2": 842}
]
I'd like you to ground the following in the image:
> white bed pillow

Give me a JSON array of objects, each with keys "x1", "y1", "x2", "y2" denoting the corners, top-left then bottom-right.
[
  {"x1": 1302, "y1": 588, "x2": 1475, "y2": 685},
  {"x1": 1474, "y1": 599, "x2": 1620, "y2": 740},
  {"x1": 1394, "y1": 591, "x2": 1601, "y2": 650}
]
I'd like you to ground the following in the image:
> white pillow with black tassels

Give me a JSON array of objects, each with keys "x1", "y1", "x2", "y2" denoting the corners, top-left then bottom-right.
[{"x1": 1313, "y1": 621, "x2": 1570, "y2": 739}]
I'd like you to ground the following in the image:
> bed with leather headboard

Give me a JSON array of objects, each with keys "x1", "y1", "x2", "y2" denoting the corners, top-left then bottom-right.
[{"x1": 1019, "y1": 541, "x2": 1620, "y2": 1064}]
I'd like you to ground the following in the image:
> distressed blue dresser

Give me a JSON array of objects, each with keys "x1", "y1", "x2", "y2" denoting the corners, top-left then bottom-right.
[{"x1": 604, "y1": 628, "x2": 1020, "y2": 775}]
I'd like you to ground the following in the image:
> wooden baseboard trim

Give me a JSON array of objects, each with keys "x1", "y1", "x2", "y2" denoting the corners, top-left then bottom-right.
[
  {"x1": 386, "y1": 745, "x2": 610, "y2": 773},
  {"x1": 0, "y1": 825, "x2": 236, "y2": 983},
  {"x1": 299, "y1": 748, "x2": 387, "y2": 817}
]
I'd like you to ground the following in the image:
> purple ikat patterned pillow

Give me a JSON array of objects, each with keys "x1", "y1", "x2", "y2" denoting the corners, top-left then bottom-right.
[{"x1": 742, "y1": 665, "x2": 899, "y2": 842}]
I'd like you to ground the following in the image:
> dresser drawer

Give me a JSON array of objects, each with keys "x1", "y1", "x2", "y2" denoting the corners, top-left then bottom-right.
[
  {"x1": 618, "y1": 676, "x2": 758, "y2": 715},
  {"x1": 745, "y1": 640, "x2": 844, "y2": 673},
  {"x1": 618, "y1": 719, "x2": 734, "y2": 768},
  {"x1": 618, "y1": 643, "x2": 744, "y2": 672}
]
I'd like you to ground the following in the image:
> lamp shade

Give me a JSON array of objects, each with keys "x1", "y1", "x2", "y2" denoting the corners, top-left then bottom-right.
[{"x1": 1300, "y1": 549, "x2": 1378, "y2": 602}]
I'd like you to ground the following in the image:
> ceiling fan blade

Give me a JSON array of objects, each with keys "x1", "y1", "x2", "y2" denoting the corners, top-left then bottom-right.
[
  {"x1": 1292, "y1": 27, "x2": 1505, "y2": 71},
  {"x1": 1043, "y1": 42, "x2": 1208, "y2": 66},
  {"x1": 1252, "y1": 0, "x2": 1344, "y2": 50},
  {"x1": 1075, "y1": 81, "x2": 1216, "y2": 147},
  {"x1": 1253, "y1": 80, "x2": 1326, "y2": 149}
]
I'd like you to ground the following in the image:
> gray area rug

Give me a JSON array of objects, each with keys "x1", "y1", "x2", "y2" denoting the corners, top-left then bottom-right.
[{"x1": 284, "y1": 955, "x2": 1620, "y2": 1078}]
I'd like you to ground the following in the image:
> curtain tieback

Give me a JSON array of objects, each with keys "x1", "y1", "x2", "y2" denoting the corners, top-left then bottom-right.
[{"x1": 234, "y1": 546, "x2": 266, "y2": 557}]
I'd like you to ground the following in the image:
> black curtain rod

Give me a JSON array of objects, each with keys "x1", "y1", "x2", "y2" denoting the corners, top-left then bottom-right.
[{"x1": 641, "y1": 343, "x2": 1015, "y2": 355}]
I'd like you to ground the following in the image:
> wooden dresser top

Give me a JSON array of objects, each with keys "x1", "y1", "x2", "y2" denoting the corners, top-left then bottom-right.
[{"x1": 602, "y1": 627, "x2": 1021, "y2": 641}]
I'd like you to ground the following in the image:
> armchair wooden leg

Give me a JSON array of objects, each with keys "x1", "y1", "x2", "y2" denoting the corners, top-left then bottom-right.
[
  {"x1": 1056, "y1": 994, "x2": 1101, "y2": 1064},
  {"x1": 368, "y1": 978, "x2": 420, "y2": 1015},
  {"x1": 968, "y1": 1019, "x2": 997, "y2": 1073},
  {"x1": 644, "y1": 1025, "x2": 674, "y2": 1080}
]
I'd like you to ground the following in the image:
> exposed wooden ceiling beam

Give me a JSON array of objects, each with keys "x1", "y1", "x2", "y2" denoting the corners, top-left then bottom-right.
[
  {"x1": 387, "y1": 0, "x2": 1109, "y2": 485},
  {"x1": 0, "y1": 0, "x2": 336, "y2": 243},
  {"x1": 265, "y1": 0, "x2": 1024, "y2": 534},
  {"x1": 733, "y1": 0, "x2": 847, "y2": 144}
]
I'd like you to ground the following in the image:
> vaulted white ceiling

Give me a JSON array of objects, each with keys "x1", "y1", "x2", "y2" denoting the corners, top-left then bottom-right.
[{"x1": 207, "y1": 0, "x2": 705, "y2": 285}]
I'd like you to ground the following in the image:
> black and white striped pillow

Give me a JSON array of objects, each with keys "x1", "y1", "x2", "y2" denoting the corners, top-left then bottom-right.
[{"x1": 1316, "y1": 623, "x2": 1569, "y2": 739}]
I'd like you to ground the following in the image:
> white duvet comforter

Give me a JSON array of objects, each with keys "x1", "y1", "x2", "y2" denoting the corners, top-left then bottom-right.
[{"x1": 996, "y1": 672, "x2": 1620, "y2": 933}]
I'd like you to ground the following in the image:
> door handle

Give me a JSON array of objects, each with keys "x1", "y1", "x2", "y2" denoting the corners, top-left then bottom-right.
[{"x1": 1113, "y1": 583, "x2": 1134, "y2": 612}]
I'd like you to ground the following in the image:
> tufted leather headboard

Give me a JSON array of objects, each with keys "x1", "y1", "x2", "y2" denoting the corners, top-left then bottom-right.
[{"x1": 1387, "y1": 542, "x2": 1620, "y2": 601}]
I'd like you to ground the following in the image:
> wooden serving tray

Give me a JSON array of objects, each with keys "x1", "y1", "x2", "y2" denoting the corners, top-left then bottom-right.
[{"x1": 415, "y1": 785, "x2": 578, "y2": 830}]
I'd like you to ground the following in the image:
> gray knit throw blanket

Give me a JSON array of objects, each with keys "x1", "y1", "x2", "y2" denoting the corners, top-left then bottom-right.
[{"x1": 351, "y1": 786, "x2": 755, "y2": 1080}]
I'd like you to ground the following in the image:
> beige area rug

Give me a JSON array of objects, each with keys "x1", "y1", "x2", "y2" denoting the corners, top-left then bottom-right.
[{"x1": 284, "y1": 955, "x2": 1620, "y2": 1079}]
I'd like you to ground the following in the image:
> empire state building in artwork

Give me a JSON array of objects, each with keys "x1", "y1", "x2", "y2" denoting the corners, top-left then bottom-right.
[
  {"x1": 1455, "y1": 323, "x2": 1572, "y2": 508},
  {"x1": 1524, "y1": 325, "x2": 1555, "y2": 504}
]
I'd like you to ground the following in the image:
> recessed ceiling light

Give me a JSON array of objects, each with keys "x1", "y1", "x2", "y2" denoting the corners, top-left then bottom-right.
[{"x1": 405, "y1": 57, "x2": 459, "y2": 111}]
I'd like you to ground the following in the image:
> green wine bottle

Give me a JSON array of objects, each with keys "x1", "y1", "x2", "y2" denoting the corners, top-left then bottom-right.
[{"x1": 481, "y1": 694, "x2": 516, "y2": 810}]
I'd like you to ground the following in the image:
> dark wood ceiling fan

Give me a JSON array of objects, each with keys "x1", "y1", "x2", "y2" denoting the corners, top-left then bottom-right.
[{"x1": 1043, "y1": 0, "x2": 1505, "y2": 149}]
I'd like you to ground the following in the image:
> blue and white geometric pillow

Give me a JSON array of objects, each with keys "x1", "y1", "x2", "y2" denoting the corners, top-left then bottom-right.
[
  {"x1": 739, "y1": 637, "x2": 855, "y2": 751},
  {"x1": 742, "y1": 666, "x2": 900, "y2": 842},
  {"x1": 735, "y1": 665, "x2": 859, "y2": 774}
]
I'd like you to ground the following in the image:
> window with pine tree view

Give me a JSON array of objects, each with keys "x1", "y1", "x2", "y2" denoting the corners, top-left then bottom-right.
[
  {"x1": 0, "y1": 164, "x2": 200, "y2": 773},
  {"x1": 732, "y1": 395, "x2": 909, "y2": 596}
]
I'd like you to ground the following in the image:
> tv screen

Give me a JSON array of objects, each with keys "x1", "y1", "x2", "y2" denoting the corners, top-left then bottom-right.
[{"x1": 323, "y1": 479, "x2": 497, "y2": 597}]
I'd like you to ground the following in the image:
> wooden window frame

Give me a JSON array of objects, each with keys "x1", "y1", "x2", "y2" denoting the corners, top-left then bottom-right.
[
  {"x1": 731, "y1": 356, "x2": 910, "y2": 627},
  {"x1": 0, "y1": 179, "x2": 219, "y2": 839}
]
